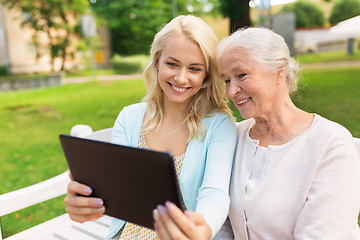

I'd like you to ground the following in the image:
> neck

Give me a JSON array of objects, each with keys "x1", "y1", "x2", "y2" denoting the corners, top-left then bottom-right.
[
  {"x1": 162, "y1": 98, "x2": 189, "y2": 124},
  {"x1": 251, "y1": 94, "x2": 313, "y2": 146}
]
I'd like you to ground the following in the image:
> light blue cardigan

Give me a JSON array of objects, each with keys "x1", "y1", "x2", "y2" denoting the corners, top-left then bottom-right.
[{"x1": 107, "y1": 102, "x2": 237, "y2": 239}]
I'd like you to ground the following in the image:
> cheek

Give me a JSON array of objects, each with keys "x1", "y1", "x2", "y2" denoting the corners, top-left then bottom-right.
[
  {"x1": 225, "y1": 86, "x2": 231, "y2": 98},
  {"x1": 191, "y1": 73, "x2": 206, "y2": 88},
  {"x1": 158, "y1": 66, "x2": 173, "y2": 80}
]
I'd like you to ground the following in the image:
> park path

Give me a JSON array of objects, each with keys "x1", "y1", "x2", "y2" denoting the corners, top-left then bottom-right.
[
  {"x1": 62, "y1": 73, "x2": 142, "y2": 84},
  {"x1": 62, "y1": 60, "x2": 360, "y2": 85}
]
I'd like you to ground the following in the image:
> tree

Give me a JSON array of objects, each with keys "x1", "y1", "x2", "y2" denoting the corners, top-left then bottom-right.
[
  {"x1": 219, "y1": 0, "x2": 251, "y2": 33},
  {"x1": 329, "y1": 0, "x2": 360, "y2": 25},
  {"x1": 281, "y1": 0, "x2": 325, "y2": 28},
  {"x1": 91, "y1": 0, "x2": 184, "y2": 56},
  {"x1": 0, "y1": 0, "x2": 89, "y2": 72}
]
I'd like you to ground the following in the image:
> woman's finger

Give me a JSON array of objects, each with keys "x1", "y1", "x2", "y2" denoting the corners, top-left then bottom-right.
[
  {"x1": 164, "y1": 202, "x2": 198, "y2": 238},
  {"x1": 67, "y1": 180, "x2": 93, "y2": 196},
  {"x1": 153, "y1": 208, "x2": 172, "y2": 240},
  {"x1": 65, "y1": 203, "x2": 105, "y2": 215},
  {"x1": 157, "y1": 205, "x2": 188, "y2": 239},
  {"x1": 68, "y1": 170, "x2": 73, "y2": 181},
  {"x1": 64, "y1": 191, "x2": 104, "y2": 208},
  {"x1": 68, "y1": 212, "x2": 105, "y2": 223}
]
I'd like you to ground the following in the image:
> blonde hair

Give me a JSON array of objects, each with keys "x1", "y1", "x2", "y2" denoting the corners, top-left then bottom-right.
[
  {"x1": 142, "y1": 15, "x2": 232, "y2": 141},
  {"x1": 217, "y1": 27, "x2": 299, "y2": 93}
]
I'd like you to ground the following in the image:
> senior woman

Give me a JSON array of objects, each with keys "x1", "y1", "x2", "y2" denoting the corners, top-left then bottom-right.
[{"x1": 153, "y1": 27, "x2": 360, "y2": 240}]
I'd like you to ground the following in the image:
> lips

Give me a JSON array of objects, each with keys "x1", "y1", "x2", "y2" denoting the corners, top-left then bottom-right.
[
  {"x1": 168, "y1": 82, "x2": 189, "y2": 93},
  {"x1": 237, "y1": 97, "x2": 251, "y2": 105}
]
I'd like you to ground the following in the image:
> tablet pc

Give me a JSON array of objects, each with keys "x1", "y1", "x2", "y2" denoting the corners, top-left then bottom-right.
[{"x1": 59, "y1": 134, "x2": 184, "y2": 230}]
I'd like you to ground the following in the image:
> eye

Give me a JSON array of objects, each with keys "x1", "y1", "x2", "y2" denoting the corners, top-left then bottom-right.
[
  {"x1": 236, "y1": 73, "x2": 247, "y2": 79},
  {"x1": 224, "y1": 79, "x2": 230, "y2": 85},
  {"x1": 189, "y1": 67, "x2": 202, "y2": 72},
  {"x1": 166, "y1": 62, "x2": 177, "y2": 67}
]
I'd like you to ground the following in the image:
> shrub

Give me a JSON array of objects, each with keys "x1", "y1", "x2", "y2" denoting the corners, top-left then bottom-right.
[
  {"x1": 281, "y1": 0, "x2": 325, "y2": 28},
  {"x1": 111, "y1": 54, "x2": 142, "y2": 74},
  {"x1": 0, "y1": 66, "x2": 8, "y2": 76},
  {"x1": 329, "y1": 0, "x2": 360, "y2": 25}
]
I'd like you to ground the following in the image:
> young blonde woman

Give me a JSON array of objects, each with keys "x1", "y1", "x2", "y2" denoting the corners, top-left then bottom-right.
[{"x1": 64, "y1": 15, "x2": 237, "y2": 240}]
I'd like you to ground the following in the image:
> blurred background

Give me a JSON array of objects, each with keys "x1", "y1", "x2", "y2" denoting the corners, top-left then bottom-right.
[{"x1": 0, "y1": 0, "x2": 359, "y2": 238}]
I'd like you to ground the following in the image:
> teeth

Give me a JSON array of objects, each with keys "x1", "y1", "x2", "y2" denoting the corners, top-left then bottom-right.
[
  {"x1": 172, "y1": 85, "x2": 187, "y2": 92},
  {"x1": 237, "y1": 98, "x2": 250, "y2": 105}
]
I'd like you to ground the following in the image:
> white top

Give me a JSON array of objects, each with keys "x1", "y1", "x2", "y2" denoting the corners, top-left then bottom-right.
[
  {"x1": 245, "y1": 146, "x2": 267, "y2": 200},
  {"x1": 214, "y1": 114, "x2": 360, "y2": 240}
]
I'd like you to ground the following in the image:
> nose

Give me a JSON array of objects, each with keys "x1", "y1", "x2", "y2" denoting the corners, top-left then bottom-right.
[
  {"x1": 227, "y1": 79, "x2": 241, "y2": 98},
  {"x1": 174, "y1": 68, "x2": 187, "y2": 85}
]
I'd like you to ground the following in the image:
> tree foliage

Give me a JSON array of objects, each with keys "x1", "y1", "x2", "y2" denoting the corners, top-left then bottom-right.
[
  {"x1": 0, "y1": 0, "x2": 89, "y2": 72},
  {"x1": 281, "y1": 0, "x2": 325, "y2": 28},
  {"x1": 91, "y1": 0, "x2": 184, "y2": 56},
  {"x1": 218, "y1": 0, "x2": 251, "y2": 33},
  {"x1": 329, "y1": 0, "x2": 360, "y2": 25}
]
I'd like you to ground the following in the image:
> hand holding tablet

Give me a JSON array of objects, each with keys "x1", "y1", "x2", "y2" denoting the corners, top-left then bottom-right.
[{"x1": 59, "y1": 134, "x2": 184, "y2": 229}]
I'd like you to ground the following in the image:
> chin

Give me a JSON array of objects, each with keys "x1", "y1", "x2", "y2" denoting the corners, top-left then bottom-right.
[{"x1": 239, "y1": 111, "x2": 253, "y2": 120}]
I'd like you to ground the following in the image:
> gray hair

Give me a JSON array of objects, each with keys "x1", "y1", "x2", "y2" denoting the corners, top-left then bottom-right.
[{"x1": 217, "y1": 27, "x2": 299, "y2": 93}]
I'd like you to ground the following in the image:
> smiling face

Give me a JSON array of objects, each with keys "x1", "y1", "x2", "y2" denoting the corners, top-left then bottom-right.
[
  {"x1": 220, "y1": 47, "x2": 279, "y2": 120},
  {"x1": 157, "y1": 33, "x2": 207, "y2": 108}
]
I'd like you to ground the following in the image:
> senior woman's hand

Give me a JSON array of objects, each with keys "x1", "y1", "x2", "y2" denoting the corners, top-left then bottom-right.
[
  {"x1": 64, "y1": 172, "x2": 105, "y2": 223},
  {"x1": 153, "y1": 201, "x2": 212, "y2": 240}
]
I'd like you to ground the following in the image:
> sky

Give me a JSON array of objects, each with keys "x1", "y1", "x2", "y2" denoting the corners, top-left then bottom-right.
[{"x1": 250, "y1": 0, "x2": 297, "y2": 9}]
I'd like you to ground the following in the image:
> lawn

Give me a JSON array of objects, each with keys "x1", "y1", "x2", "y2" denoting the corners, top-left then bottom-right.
[
  {"x1": 1, "y1": 65, "x2": 360, "y2": 237},
  {"x1": 295, "y1": 49, "x2": 360, "y2": 64}
]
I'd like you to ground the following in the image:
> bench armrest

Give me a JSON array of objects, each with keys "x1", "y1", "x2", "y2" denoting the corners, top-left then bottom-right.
[{"x1": 0, "y1": 171, "x2": 70, "y2": 217}]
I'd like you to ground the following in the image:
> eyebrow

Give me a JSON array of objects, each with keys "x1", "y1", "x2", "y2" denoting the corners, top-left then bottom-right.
[
  {"x1": 168, "y1": 57, "x2": 205, "y2": 66},
  {"x1": 221, "y1": 65, "x2": 248, "y2": 78}
]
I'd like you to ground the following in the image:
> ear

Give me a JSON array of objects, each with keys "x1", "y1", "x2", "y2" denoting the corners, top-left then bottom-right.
[
  {"x1": 155, "y1": 60, "x2": 159, "y2": 71},
  {"x1": 276, "y1": 69, "x2": 286, "y2": 84},
  {"x1": 201, "y1": 75, "x2": 208, "y2": 89}
]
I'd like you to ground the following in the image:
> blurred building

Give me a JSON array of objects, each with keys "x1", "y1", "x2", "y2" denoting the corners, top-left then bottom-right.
[{"x1": 0, "y1": 4, "x2": 111, "y2": 75}]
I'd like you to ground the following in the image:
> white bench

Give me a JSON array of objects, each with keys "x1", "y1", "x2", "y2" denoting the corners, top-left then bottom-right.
[
  {"x1": 1, "y1": 124, "x2": 359, "y2": 240},
  {"x1": 0, "y1": 125, "x2": 113, "y2": 240}
]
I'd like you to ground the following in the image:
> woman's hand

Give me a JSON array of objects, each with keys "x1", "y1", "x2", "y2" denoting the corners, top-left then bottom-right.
[
  {"x1": 153, "y1": 201, "x2": 211, "y2": 240},
  {"x1": 64, "y1": 171, "x2": 105, "y2": 223}
]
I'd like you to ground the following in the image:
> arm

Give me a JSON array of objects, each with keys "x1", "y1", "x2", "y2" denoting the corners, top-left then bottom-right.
[
  {"x1": 195, "y1": 116, "x2": 237, "y2": 238},
  {"x1": 294, "y1": 137, "x2": 360, "y2": 239},
  {"x1": 154, "y1": 116, "x2": 237, "y2": 239}
]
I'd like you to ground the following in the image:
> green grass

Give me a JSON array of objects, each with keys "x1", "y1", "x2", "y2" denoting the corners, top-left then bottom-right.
[
  {"x1": 293, "y1": 66, "x2": 360, "y2": 137},
  {"x1": 296, "y1": 49, "x2": 360, "y2": 64},
  {"x1": 1, "y1": 65, "x2": 360, "y2": 237},
  {"x1": 0, "y1": 79, "x2": 146, "y2": 237}
]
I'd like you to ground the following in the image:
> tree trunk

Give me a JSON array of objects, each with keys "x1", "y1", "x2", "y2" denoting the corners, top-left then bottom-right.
[{"x1": 229, "y1": 0, "x2": 251, "y2": 33}]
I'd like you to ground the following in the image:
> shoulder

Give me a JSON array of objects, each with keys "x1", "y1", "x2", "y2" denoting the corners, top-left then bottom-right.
[
  {"x1": 202, "y1": 112, "x2": 236, "y2": 131},
  {"x1": 120, "y1": 102, "x2": 147, "y2": 115},
  {"x1": 116, "y1": 102, "x2": 147, "y2": 120},
  {"x1": 311, "y1": 114, "x2": 353, "y2": 142},
  {"x1": 235, "y1": 118, "x2": 255, "y2": 135}
]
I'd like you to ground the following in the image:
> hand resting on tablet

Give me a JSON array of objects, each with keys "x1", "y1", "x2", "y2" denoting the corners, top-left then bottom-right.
[{"x1": 64, "y1": 171, "x2": 105, "y2": 223}]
